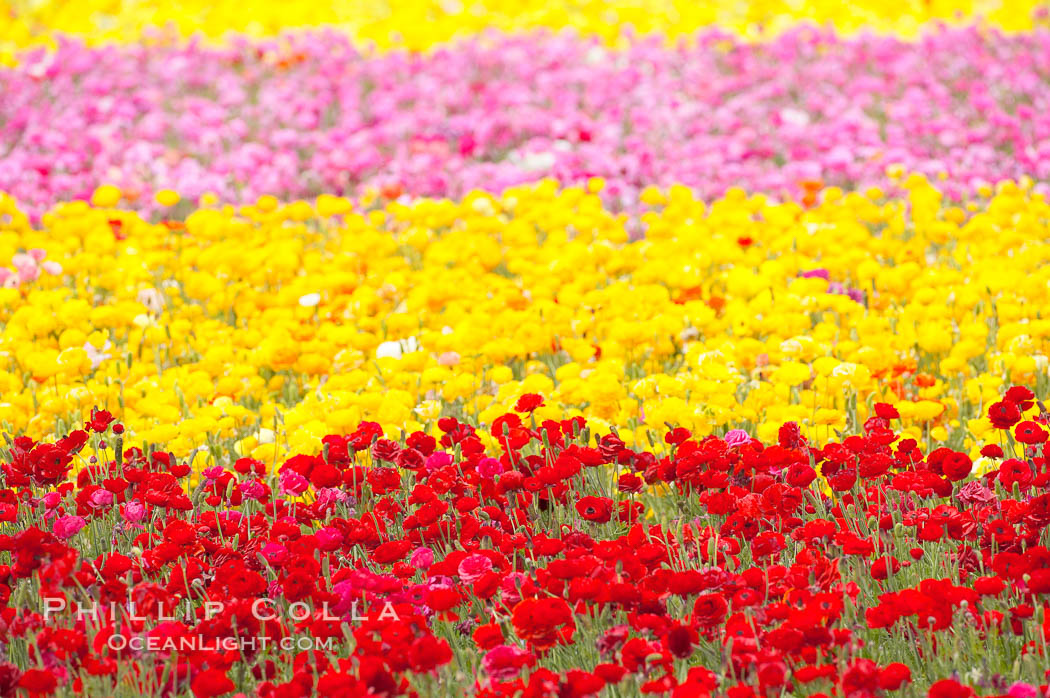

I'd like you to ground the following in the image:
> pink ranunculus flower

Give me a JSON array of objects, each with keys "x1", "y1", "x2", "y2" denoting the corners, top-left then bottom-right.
[
  {"x1": 122, "y1": 501, "x2": 146, "y2": 523},
  {"x1": 457, "y1": 554, "x2": 494, "y2": 583},
  {"x1": 10, "y1": 253, "x2": 34, "y2": 270},
  {"x1": 957, "y1": 480, "x2": 997, "y2": 508},
  {"x1": 500, "y1": 572, "x2": 529, "y2": 607},
  {"x1": 202, "y1": 466, "x2": 225, "y2": 482},
  {"x1": 278, "y1": 470, "x2": 309, "y2": 496},
  {"x1": 260, "y1": 542, "x2": 289, "y2": 567},
  {"x1": 478, "y1": 457, "x2": 505, "y2": 479},
  {"x1": 316, "y1": 487, "x2": 349, "y2": 509},
  {"x1": 410, "y1": 546, "x2": 434, "y2": 569},
  {"x1": 315, "y1": 526, "x2": 344, "y2": 551},
  {"x1": 482, "y1": 645, "x2": 533, "y2": 680},
  {"x1": 53, "y1": 515, "x2": 87, "y2": 540},
  {"x1": 424, "y1": 452, "x2": 453, "y2": 473},
  {"x1": 725, "y1": 429, "x2": 751, "y2": 447},
  {"x1": 1008, "y1": 683, "x2": 1038, "y2": 698},
  {"x1": 88, "y1": 489, "x2": 114, "y2": 508},
  {"x1": 17, "y1": 265, "x2": 39, "y2": 283},
  {"x1": 238, "y1": 480, "x2": 267, "y2": 501},
  {"x1": 437, "y1": 352, "x2": 460, "y2": 366}
]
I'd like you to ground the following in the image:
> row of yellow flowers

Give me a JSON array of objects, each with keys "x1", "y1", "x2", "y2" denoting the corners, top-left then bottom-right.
[
  {"x1": 3, "y1": 0, "x2": 1049, "y2": 58},
  {"x1": 1, "y1": 174, "x2": 1047, "y2": 469}
]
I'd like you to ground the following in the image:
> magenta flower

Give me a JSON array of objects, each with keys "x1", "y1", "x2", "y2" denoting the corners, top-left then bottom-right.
[
  {"x1": 478, "y1": 457, "x2": 505, "y2": 479},
  {"x1": 122, "y1": 501, "x2": 146, "y2": 523},
  {"x1": 53, "y1": 515, "x2": 87, "y2": 540},
  {"x1": 725, "y1": 429, "x2": 751, "y2": 446},
  {"x1": 410, "y1": 546, "x2": 434, "y2": 569},
  {"x1": 278, "y1": 470, "x2": 309, "y2": 496}
]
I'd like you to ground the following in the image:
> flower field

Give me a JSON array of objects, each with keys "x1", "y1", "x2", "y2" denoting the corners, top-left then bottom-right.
[{"x1": 3, "y1": 2, "x2": 1050, "y2": 697}]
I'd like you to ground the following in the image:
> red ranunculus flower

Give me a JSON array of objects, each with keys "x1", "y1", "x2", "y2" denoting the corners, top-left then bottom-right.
[
  {"x1": 878, "y1": 662, "x2": 911, "y2": 690},
  {"x1": 927, "y1": 678, "x2": 975, "y2": 698},
  {"x1": 941, "y1": 452, "x2": 973, "y2": 481},
  {"x1": 988, "y1": 400, "x2": 1022, "y2": 429},
  {"x1": 514, "y1": 393, "x2": 545, "y2": 414},
  {"x1": 999, "y1": 459, "x2": 1034, "y2": 491},
  {"x1": 874, "y1": 403, "x2": 900, "y2": 420},
  {"x1": 511, "y1": 597, "x2": 574, "y2": 650},
  {"x1": 692, "y1": 593, "x2": 728, "y2": 627},
  {"x1": 1015, "y1": 420, "x2": 1048, "y2": 445},
  {"x1": 1004, "y1": 385, "x2": 1035, "y2": 409},
  {"x1": 575, "y1": 496, "x2": 613, "y2": 523},
  {"x1": 191, "y1": 669, "x2": 234, "y2": 698},
  {"x1": 980, "y1": 444, "x2": 1004, "y2": 458}
]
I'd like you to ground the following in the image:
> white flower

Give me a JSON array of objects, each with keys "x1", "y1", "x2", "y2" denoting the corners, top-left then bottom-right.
[
  {"x1": 298, "y1": 292, "x2": 321, "y2": 308},
  {"x1": 376, "y1": 341, "x2": 402, "y2": 360},
  {"x1": 780, "y1": 339, "x2": 803, "y2": 355},
  {"x1": 470, "y1": 198, "x2": 495, "y2": 215},
  {"x1": 510, "y1": 150, "x2": 556, "y2": 173},
  {"x1": 83, "y1": 340, "x2": 113, "y2": 369},
  {"x1": 137, "y1": 288, "x2": 165, "y2": 314},
  {"x1": 780, "y1": 108, "x2": 810, "y2": 126},
  {"x1": 832, "y1": 363, "x2": 858, "y2": 378},
  {"x1": 585, "y1": 46, "x2": 607, "y2": 65},
  {"x1": 376, "y1": 337, "x2": 420, "y2": 359}
]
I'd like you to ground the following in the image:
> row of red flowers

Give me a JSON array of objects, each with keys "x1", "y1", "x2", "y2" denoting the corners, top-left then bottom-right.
[{"x1": 1, "y1": 388, "x2": 1049, "y2": 697}]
